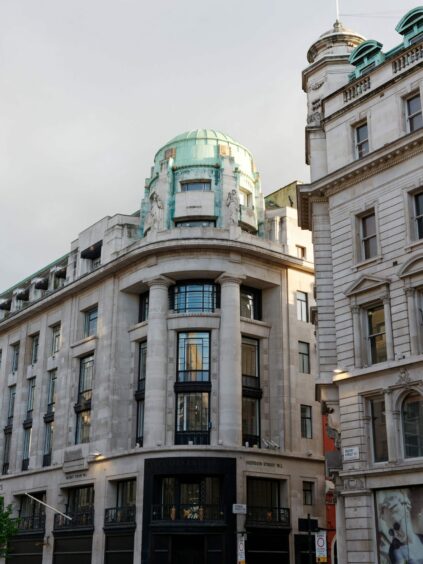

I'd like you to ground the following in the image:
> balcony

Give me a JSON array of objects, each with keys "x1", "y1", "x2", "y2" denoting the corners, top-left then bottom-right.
[
  {"x1": 16, "y1": 513, "x2": 46, "y2": 533},
  {"x1": 175, "y1": 430, "x2": 210, "y2": 445},
  {"x1": 54, "y1": 508, "x2": 94, "y2": 531},
  {"x1": 152, "y1": 504, "x2": 225, "y2": 523},
  {"x1": 246, "y1": 506, "x2": 290, "y2": 527},
  {"x1": 104, "y1": 505, "x2": 136, "y2": 529}
]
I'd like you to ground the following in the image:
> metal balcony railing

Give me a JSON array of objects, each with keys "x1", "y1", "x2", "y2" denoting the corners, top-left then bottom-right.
[
  {"x1": 54, "y1": 508, "x2": 94, "y2": 530},
  {"x1": 175, "y1": 430, "x2": 210, "y2": 445},
  {"x1": 17, "y1": 513, "x2": 46, "y2": 532},
  {"x1": 104, "y1": 505, "x2": 136, "y2": 527},
  {"x1": 152, "y1": 504, "x2": 225, "y2": 522},
  {"x1": 246, "y1": 506, "x2": 290, "y2": 527}
]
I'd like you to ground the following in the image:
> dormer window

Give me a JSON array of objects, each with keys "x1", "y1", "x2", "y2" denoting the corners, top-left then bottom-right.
[{"x1": 180, "y1": 181, "x2": 211, "y2": 192}]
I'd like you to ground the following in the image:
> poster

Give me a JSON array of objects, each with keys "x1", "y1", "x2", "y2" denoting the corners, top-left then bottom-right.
[{"x1": 375, "y1": 487, "x2": 423, "y2": 564}]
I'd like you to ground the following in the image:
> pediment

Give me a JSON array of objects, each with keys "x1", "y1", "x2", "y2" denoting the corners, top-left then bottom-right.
[
  {"x1": 345, "y1": 275, "x2": 390, "y2": 297},
  {"x1": 398, "y1": 253, "x2": 423, "y2": 278}
]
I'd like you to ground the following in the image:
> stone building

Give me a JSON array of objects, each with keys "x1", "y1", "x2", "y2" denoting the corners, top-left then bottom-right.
[
  {"x1": 0, "y1": 130, "x2": 324, "y2": 564},
  {"x1": 298, "y1": 7, "x2": 423, "y2": 564}
]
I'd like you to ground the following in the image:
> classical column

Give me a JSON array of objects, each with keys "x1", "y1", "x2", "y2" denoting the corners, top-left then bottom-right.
[
  {"x1": 217, "y1": 273, "x2": 245, "y2": 446},
  {"x1": 383, "y1": 296, "x2": 394, "y2": 361},
  {"x1": 405, "y1": 287, "x2": 419, "y2": 355},
  {"x1": 143, "y1": 276, "x2": 172, "y2": 447},
  {"x1": 351, "y1": 305, "x2": 362, "y2": 368}
]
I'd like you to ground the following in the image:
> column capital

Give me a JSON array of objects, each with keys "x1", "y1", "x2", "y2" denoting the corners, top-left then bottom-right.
[
  {"x1": 404, "y1": 286, "x2": 416, "y2": 297},
  {"x1": 350, "y1": 305, "x2": 361, "y2": 315},
  {"x1": 216, "y1": 272, "x2": 246, "y2": 286},
  {"x1": 144, "y1": 275, "x2": 174, "y2": 289}
]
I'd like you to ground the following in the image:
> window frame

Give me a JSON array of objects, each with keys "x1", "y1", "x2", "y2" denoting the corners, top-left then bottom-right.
[
  {"x1": 406, "y1": 92, "x2": 423, "y2": 133},
  {"x1": 360, "y1": 210, "x2": 377, "y2": 261},
  {"x1": 175, "y1": 391, "x2": 210, "y2": 445},
  {"x1": 169, "y1": 282, "x2": 220, "y2": 314},
  {"x1": 300, "y1": 404, "x2": 313, "y2": 439},
  {"x1": 47, "y1": 370, "x2": 57, "y2": 414},
  {"x1": 302, "y1": 481, "x2": 314, "y2": 505},
  {"x1": 51, "y1": 324, "x2": 61, "y2": 355},
  {"x1": 26, "y1": 377, "x2": 36, "y2": 417},
  {"x1": 75, "y1": 409, "x2": 91, "y2": 445},
  {"x1": 355, "y1": 121, "x2": 369, "y2": 159},
  {"x1": 78, "y1": 355, "x2": 94, "y2": 403},
  {"x1": 298, "y1": 341, "x2": 311, "y2": 374},
  {"x1": 297, "y1": 291, "x2": 309, "y2": 323},
  {"x1": 240, "y1": 286, "x2": 262, "y2": 320},
  {"x1": 402, "y1": 393, "x2": 423, "y2": 459},
  {"x1": 30, "y1": 334, "x2": 39, "y2": 365},
  {"x1": 11, "y1": 343, "x2": 20, "y2": 373},
  {"x1": 83, "y1": 307, "x2": 98, "y2": 338},
  {"x1": 370, "y1": 396, "x2": 389, "y2": 463},
  {"x1": 177, "y1": 331, "x2": 210, "y2": 383},
  {"x1": 180, "y1": 180, "x2": 211, "y2": 192},
  {"x1": 366, "y1": 304, "x2": 387, "y2": 365}
]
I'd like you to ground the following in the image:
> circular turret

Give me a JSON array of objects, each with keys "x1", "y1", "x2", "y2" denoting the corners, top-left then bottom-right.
[{"x1": 307, "y1": 20, "x2": 365, "y2": 64}]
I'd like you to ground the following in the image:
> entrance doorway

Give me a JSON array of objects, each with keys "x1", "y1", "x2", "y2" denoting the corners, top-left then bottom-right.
[{"x1": 172, "y1": 535, "x2": 205, "y2": 564}]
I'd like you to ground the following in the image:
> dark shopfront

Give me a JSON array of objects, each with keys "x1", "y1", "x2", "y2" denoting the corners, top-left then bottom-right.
[{"x1": 141, "y1": 457, "x2": 237, "y2": 564}]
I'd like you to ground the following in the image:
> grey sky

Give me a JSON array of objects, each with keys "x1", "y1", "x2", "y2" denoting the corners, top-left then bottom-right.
[{"x1": 0, "y1": 0, "x2": 415, "y2": 291}]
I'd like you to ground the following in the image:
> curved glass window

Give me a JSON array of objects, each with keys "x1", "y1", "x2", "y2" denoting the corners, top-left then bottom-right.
[
  {"x1": 403, "y1": 394, "x2": 423, "y2": 458},
  {"x1": 180, "y1": 181, "x2": 211, "y2": 192},
  {"x1": 170, "y1": 282, "x2": 219, "y2": 313}
]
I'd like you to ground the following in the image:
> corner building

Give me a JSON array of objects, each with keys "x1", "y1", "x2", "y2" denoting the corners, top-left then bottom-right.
[
  {"x1": 0, "y1": 130, "x2": 324, "y2": 564},
  {"x1": 299, "y1": 8, "x2": 423, "y2": 564}
]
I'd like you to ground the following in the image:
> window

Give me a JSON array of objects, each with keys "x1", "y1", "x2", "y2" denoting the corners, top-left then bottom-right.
[
  {"x1": 78, "y1": 355, "x2": 94, "y2": 403},
  {"x1": 370, "y1": 397, "x2": 388, "y2": 462},
  {"x1": 175, "y1": 392, "x2": 210, "y2": 445},
  {"x1": 75, "y1": 410, "x2": 91, "y2": 444},
  {"x1": 360, "y1": 211, "x2": 377, "y2": 260},
  {"x1": 242, "y1": 397, "x2": 260, "y2": 447},
  {"x1": 177, "y1": 332, "x2": 210, "y2": 382},
  {"x1": 136, "y1": 399, "x2": 144, "y2": 446},
  {"x1": 414, "y1": 192, "x2": 423, "y2": 240},
  {"x1": 47, "y1": 370, "x2": 57, "y2": 413},
  {"x1": 406, "y1": 94, "x2": 423, "y2": 132},
  {"x1": 19, "y1": 492, "x2": 46, "y2": 528},
  {"x1": 402, "y1": 394, "x2": 423, "y2": 458},
  {"x1": 355, "y1": 122, "x2": 369, "y2": 158},
  {"x1": 301, "y1": 405, "x2": 312, "y2": 438},
  {"x1": 116, "y1": 479, "x2": 136, "y2": 508},
  {"x1": 303, "y1": 481, "x2": 314, "y2": 505},
  {"x1": 240, "y1": 286, "x2": 261, "y2": 320},
  {"x1": 51, "y1": 324, "x2": 61, "y2": 355},
  {"x1": 84, "y1": 307, "x2": 98, "y2": 338},
  {"x1": 246, "y1": 478, "x2": 288, "y2": 525},
  {"x1": 138, "y1": 341, "x2": 147, "y2": 391},
  {"x1": 298, "y1": 341, "x2": 310, "y2": 374},
  {"x1": 11, "y1": 343, "x2": 20, "y2": 372},
  {"x1": 367, "y1": 306, "x2": 387, "y2": 364},
  {"x1": 66, "y1": 486, "x2": 94, "y2": 514},
  {"x1": 297, "y1": 291, "x2": 309, "y2": 322},
  {"x1": 22, "y1": 428, "x2": 32, "y2": 471},
  {"x1": 2, "y1": 432, "x2": 11, "y2": 475},
  {"x1": 239, "y1": 189, "x2": 253, "y2": 207},
  {"x1": 180, "y1": 180, "x2": 211, "y2": 192},
  {"x1": 139, "y1": 292, "x2": 149, "y2": 322},
  {"x1": 170, "y1": 282, "x2": 219, "y2": 313},
  {"x1": 30, "y1": 334, "x2": 39, "y2": 365},
  {"x1": 7, "y1": 385, "x2": 16, "y2": 425},
  {"x1": 242, "y1": 338, "x2": 259, "y2": 388},
  {"x1": 175, "y1": 220, "x2": 215, "y2": 228},
  {"x1": 242, "y1": 338, "x2": 261, "y2": 447},
  {"x1": 43, "y1": 421, "x2": 54, "y2": 467},
  {"x1": 296, "y1": 245, "x2": 306, "y2": 260},
  {"x1": 26, "y1": 378, "x2": 36, "y2": 417},
  {"x1": 0, "y1": 349, "x2": 2, "y2": 370}
]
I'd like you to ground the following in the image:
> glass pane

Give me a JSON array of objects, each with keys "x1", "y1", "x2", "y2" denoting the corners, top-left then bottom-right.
[
  {"x1": 403, "y1": 396, "x2": 423, "y2": 458},
  {"x1": 247, "y1": 478, "x2": 279, "y2": 508},
  {"x1": 242, "y1": 397, "x2": 259, "y2": 435},
  {"x1": 178, "y1": 332, "x2": 209, "y2": 382},
  {"x1": 363, "y1": 234, "x2": 377, "y2": 259},
  {"x1": 177, "y1": 393, "x2": 209, "y2": 431},
  {"x1": 242, "y1": 338, "x2": 258, "y2": 377},
  {"x1": 362, "y1": 214, "x2": 375, "y2": 237},
  {"x1": 356, "y1": 123, "x2": 368, "y2": 143},
  {"x1": 410, "y1": 112, "x2": 423, "y2": 132},
  {"x1": 180, "y1": 482, "x2": 200, "y2": 505},
  {"x1": 408, "y1": 95, "x2": 422, "y2": 116},
  {"x1": 371, "y1": 398, "x2": 388, "y2": 462},
  {"x1": 368, "y1": 307, "x2": 385, "y2": 336}
]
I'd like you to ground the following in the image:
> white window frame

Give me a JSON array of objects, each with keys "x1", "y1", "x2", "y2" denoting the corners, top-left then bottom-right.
[
  {"x1": 405, "y1": 92, "x2": 423, "y2": 133},
  {"x1": 354, "y1": 121, "x2": 369, "y2": 159}
]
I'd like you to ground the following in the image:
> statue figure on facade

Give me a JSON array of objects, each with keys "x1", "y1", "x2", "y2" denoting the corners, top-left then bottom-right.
[
  {"x1": 226, "y1": 189, "x2": 240, "y2": 225},
  {"x1": 144, "y1": 192, "x2": 163, "y2": 232}
]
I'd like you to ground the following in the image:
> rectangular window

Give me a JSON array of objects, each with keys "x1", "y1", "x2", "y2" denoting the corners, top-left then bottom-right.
[
  {"x1": 47, "y1": 370, "x2": 57, "y2": 413},
  {"x1": 67, "y1": 486, "x2": 95, "y2": 512},
  {"x1": 22, "y1": 428, "x2": 32, "y2": 470},
  {"x1": 7, "y1": 385, "x2": 16, "y2": 425},
  {"x1": 297, "y1": 291, "x2": 309, "y2": 322},
  {"x1": 414, "y1": 192, "x2": 423, "y2": 240},
  {"x1": 116, "y1": 479, "x2": 136, "y2": 508},
  {"x1": 298, "y1": 341, "x2": 310, "y2": 374},
  {"x1": 355, "y1": 122, "x2": 369, "y2": 158},
  {"x1": 296, "y1": 245, "x2": 306, "y2": 260},
  {"x1": 136, "y1": 399, "x2": 144, "y2": 446},
  {"x1": 51, "y1": 324, "x2": 61, "y2": 355},
  {"x1": 371, "y1": 397, "x2": 388, "y2": 462},
  {"x1": 30, "y1": 334, "x2": 39, "y2": 365},
  {"x1": 43, "y1": 421, "x2": 54, "y2": 467},
  {"x1": 177, "y1": 332, "x2": 210, "y2": 382},
  {"x1": 403, "y1": 395, "x2": 423, "y2": 458},
  {"x1": 2, "y1": 432, "x2": 11, "y2": 474},
  {"x1": 26, "y1": 378, "x2": 36, "y2": 416},
  {"x1": 139, "y1": 292, "x2": 149, "y2": 322},
  {"x1": 11, "y1": 343, "x2": 20, "y2": 372},
  {"x1": 84, "y1": 307, "x2": 98, "y2": 338},
  {"x1": 242, "y1": 337, "x2": 259, "y2": 388},
  {"x1": 175, "y1": 392, "x2": 209, "y2": 444},
  {"x1": 175, "y1": 220, "x2": 216, "y2": 228},
  {"x1": 239, "y1": 188, "x2": 253, "y2": 207},
  {"x1": 360, "y1": 211, "x2": 377, "y2": 260},
  {"x1": 170, "y1": 282, "x2": 219, "y2": 313},
  {"x1": 407, "y1": 94, "x2": 423, "y2": 132},
  {"x1": 240, "y1": 286, "x2": 261, "y2": 320},
  {"x1": 303, "y1": 481, "x2": 314, "y2": 505},
  {"x1": 138, "y1": 341, "x2": 147, "y2": 391},
  {"x1": 0, "y1": 349, "x2": 2, "y2": 370},
  {"x1": 246, "y1": 478, "x2": 288, "y2": 525},
  {"x1": 367, "y1": 306, "x2": 387, "y2": 364},
  {"x1": 75, "y1": 410, "x2": 91, "y2": 444},
  {"x1": 242, "y1": 397, "x2": 260, "y2": 447},
  {"x1": 301, "y1": 405, "x2": 313, "y2": 438},
  {"x1": 180, "y1": 180, "x2": 211, "y2": 192},
  {"x1": 78, "y1": 355, "x2": 94, "y2": 402}
]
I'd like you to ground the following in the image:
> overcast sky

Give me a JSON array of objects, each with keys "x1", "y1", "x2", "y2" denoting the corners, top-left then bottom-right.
[{"x1": 0, "y1": 0, "x2": 416, "y2": 291}]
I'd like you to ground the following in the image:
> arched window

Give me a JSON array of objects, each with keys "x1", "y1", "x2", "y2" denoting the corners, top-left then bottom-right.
[{"x1": 402, "y1": 394, "x2": 423, "y2": 458}]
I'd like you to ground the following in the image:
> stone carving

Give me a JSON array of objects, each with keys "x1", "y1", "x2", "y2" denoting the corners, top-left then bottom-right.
[
  {"x1": 397, "y1": 367, "x2": 411, "y2": 386},
  {"x1": 307, "y1": 111, "x2": 322, "y2": 125},
  {"x1": 309, "y1": 79, "x2": 324, "y2": 91},
  {"x1": 226, "y1": 189, "x2": 240, "y2": 225},
  {"x1": 344, "y1": 477, "x2": 364, "y2": 490},
  {"x1": 144, "y1": 192, "x2": 163, "y2": 232}
]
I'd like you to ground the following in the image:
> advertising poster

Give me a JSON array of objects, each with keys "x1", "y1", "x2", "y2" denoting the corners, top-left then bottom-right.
[{"x1": 375, "y1": 487, "x2": 423, "y2": 564}]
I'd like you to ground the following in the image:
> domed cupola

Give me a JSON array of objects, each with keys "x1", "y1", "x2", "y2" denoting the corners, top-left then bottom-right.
[
  {"x1": 140, "y1": 129, "x2": 264, "y2": 236},
  {"x1": 307, "y1": 20, "x2": 365, "y2": 64}
]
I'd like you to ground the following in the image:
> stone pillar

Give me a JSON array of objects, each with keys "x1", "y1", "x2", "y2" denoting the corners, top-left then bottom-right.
[
  {"x1": 351, "y1": 306, "x2": 362, "y2": 368},
  {"x1": 143, "y1": 276, "x2": 172, "y2": 447},
  {"x1": 335, "y1": 493, "x2": 347, "y2": 564},
  {"x1": 217, "y1": 273, "x2": 245, "y2": 446},
  {"x1": 383, "y1": 296, "x2": 394, "y2": 361},
  {"x1": 405, "y1": 287, "x2": 419, "y2": 355}
]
